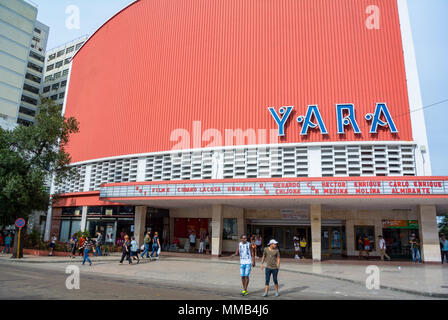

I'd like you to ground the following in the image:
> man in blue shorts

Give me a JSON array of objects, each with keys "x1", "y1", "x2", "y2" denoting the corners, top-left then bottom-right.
[{"x1": 232, "y1": 234, "x2": 255, "y2": 296}]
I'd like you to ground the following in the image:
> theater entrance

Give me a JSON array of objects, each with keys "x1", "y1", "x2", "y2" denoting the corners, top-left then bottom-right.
[{"x1": 247, "y1": 223, "x2": 311, "y2": 258}]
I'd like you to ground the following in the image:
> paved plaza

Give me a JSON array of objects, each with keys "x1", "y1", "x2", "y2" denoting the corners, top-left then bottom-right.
[{"x1": 0, "y1": 252, "x2": 447, "y2": 300}]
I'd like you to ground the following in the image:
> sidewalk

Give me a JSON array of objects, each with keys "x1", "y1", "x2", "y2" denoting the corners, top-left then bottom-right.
[{"x1": 1, "y1": 252, "x2": 447, "y2": 298}]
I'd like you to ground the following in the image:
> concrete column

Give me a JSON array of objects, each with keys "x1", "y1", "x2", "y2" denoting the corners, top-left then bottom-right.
[
  {"x1": 310, "y1": 204, "x2": 322, "y2": 262},
  {"x1": 134, "y1": 206, "x2": 147, "y2": 246},
  {"x1": 80, "y1": 206, "x2": 88, "y2": 232},
  {"x1": 417, "y1": 205, "x2": 441, "y2": 262},
  {"x1": 236, "y1": 208, "x2": 245, "y2": 238},
  {"x1": 211, "y1": 204, "x2": 224, "y2": 256},
  {"x1": 169, "y1": 217, "x2": 175, "y2": 244}
]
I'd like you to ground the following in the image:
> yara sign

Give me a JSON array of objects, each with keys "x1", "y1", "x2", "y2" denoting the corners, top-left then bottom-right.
[{"x1": 268, "y1": 103, "x2": 398, "y2": 136}]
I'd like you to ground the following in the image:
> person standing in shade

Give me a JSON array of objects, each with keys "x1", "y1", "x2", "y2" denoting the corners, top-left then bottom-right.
[
  {"x1": 49, "y1": 234, "x2": 57, "y2": 256},
  {"x1": 293, "y1": 237, "x2": 300, "y2": 260},
  {"x1": 189, "y1": 231, "x2": 196, "y2": 253},
  {"x1": 261, "y1": 239, "x2": 281, "y2": 297},
  {"x1": 198, "y1": 232, "x2": 205, "y2": 253},
  {"x1": 440, "y1": 234, "x2": 448, "y2": 264},
  {"x1": 409, "y1": 234, "x2": 422, "y2": 263},
  {"x1": 82, "y1": 237, "x2": 94, "y2": 266},
  {"x1": 69, "y1": 234, "x2": 78, "y2": 259},
  {"x1": 204, "y1": 233, "x2": 210, "y2": 255},
  {"x1": 150, "y1": 231, "x2": 161, "y2": 260},
  {"x1": 300, "y1": 237, "x2": 307, "y2": 259},
  {"x1": 141, "y1": 232, "x2": 152, "y2": 259},
  {"x1": 232, "y1": 234, "x2": 255, "y2": 296},
  {"x1": 120, "y1": 235, "x2": 132, "y2": 264},
  {"x1": 94, "y1": 232, "x2": 102, "y2": 257},
  {"x1": 255, "y1": 234, "x2": 263, "y2": 259},
  {"x1": 378, "y1": 235, "x2": 391, "y2": 261},
  {"x1": 2, "y1": 233, "x2": 12, "y2": 254},
  {"x1": 130, "y1": 236, "x2": 140, "y2": 263}
]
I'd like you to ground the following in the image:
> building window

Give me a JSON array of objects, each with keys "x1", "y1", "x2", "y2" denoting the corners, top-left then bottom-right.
[
  {"x1": 32, "y1": 36, "x2": 40, "y2": 42},
  {"x1": 50, "y1": 95, "x2": 58, "y2": 101},
  {"x1": 44, "y1": 75, "x2": 52, "y2": 82},
  {"x1": 55, "y1": 61, "x2": 63, "y2": 68},
  {"x1": 48, "y1": 53, "x2": 56, "y2": 61},
  {"x1": 60, "y1": 80, "x2": 67, "y2": 88},
  {"x1": 75, "y1": 42, "x2": 85, "y2": 51},
  {"x1": 21, "y1": 95, "x2": 38, "y2": 106},
  {"x1": 25, "y1": 73, "x2": 41, "y2": 84},
  {"x1": 223, "y1": 219, "x2": 238, "y2": 240},
  {"x1": 64, "y1": 58, "x2": 71, "y2": 65},
  {"x1": 52, "y1": 83, "x2": 59, "y2": 90},
  {"x1": 34, "y1": 28, "x2": 41, "y2": 34},
  {"x1": 54, "y1": 72, "x2": 61, "y2": 79},
  {"x1": 59, "y1": 92, "x2": 65, "y2": 99},
  {"x1": 27, "y1": 61, "x2": 43, "y2": 73},
  {"x1": 354, "y1": 226, "x2": 376, "y2": 251},
  {"x1": 46, "y1": 64, "x2": 54, "y2": 71},
  {"x1": 43, "y1": 86, "x2": 51, "y2": 93},
  {"x1": 66, "y1": 46, "x2": 74, "y2": 54},
  {"x1": 23, "y1": 83, "x2": 39, "y2": 95},
  {"x1": 17, "y1": 118, "x2": 33, "y2": 126},
  {"x1": 62, "y1": 69, "x2": 69, "y2": 76},
  {"x1": 57, "y1": 50, "x2": 65, "y2": 57},
  {"x1": 19, "y1": 106, "x2": 36, "y2": 117},
  {"x1": 30, "y1": 51, "x2": 45, "y2": 63}
]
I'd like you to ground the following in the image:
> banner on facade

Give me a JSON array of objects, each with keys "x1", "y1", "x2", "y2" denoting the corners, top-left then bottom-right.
[{"x1": 382, "y1": 220, "x2": 419, "y2": 229}]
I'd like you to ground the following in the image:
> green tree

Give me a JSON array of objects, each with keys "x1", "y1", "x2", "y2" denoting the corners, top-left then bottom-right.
[
  {"x1": 0, "y1": 97, "x2": 79, "y2": 257},
  {"x1": 439, "y1": 215, "x2": 448, "y2": 236}
]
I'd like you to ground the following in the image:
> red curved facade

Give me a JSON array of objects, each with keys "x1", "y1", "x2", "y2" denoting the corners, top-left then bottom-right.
[{"x1": 65, "y1": 0, "x2": 412, "y2": 163}]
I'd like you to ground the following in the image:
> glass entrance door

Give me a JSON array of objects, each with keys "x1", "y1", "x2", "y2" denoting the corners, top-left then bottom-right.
[{"x1": 321, "y1": 226, "x2": 345, "y2": 256}]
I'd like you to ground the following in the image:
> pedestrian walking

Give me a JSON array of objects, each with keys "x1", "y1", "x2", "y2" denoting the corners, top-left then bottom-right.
[
  {"x1": 409, "y1": 234, "x2": 422, "y2": 263},
  {"x1": 232, "y1": 234, "x2": 255, "y2": 296},
  {"x1": 2, "y1": 233, "x2": 12, "y2": 254},
  {"x1": 293, "y1": 237, "x2": 300, "y2": 260},
  {"x1": 150, "y1": 231, "x2": 161, "y2": 260},
  {"x1": 78, "y1": 235, "x2": 86, "y2": 257},
  {"x1": 130, "y1": 236, "x2": 140, "y2": 263},
  {"x1": 119, "y1": 235, "x2": 132, "y2": 264},
  {"x1": 378, "y1": 235, "x2": 391, "y2": 261},
  {"x1": 300, "y1": 237, "x2": 307, "y2": 259},
  {"x1": 189, "y1": 231, "x2": 196, "y2": 253},
  {"x1": 363, "y1": 236, "x2": 371, "y2": 260},
  {"x1": 255, "y1": 234, "x2": 263, "y2": 258},
  {"x1": 49, "y1": 234, "x2": 57, "y2": 256},
  {"x1": 69, "y1": 234, "x2": 77, "y2": 259},
  {"x1": 82, "y1": 237, "x2": 94, "y2": 266},
  {"x1": 94, "y1": 232, "x2": 102, "y2": 256},
  {"x1": 357, "y1": 235, "x2": 365, "y2": 259},
  {"x1": 141, "y1": 231, "x2": 152, "y2": 259},
  {"x1": 441, "y1": 234, "x2": 448, "y2": 264},
  {"x1": 205, "y1": 233, "x2": 210, "y2": 255},
  {"x1": 261, "y1": 239, "x2": 281, "y2": 297}
]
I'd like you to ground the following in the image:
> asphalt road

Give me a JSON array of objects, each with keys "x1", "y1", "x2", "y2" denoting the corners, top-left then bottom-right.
[{"x1": 0, "y1": 259, "x2": 437, "y2": 300}]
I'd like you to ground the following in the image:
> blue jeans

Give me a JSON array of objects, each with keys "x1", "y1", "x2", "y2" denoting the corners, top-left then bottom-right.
[
  {"x1": 412, "y1": 248, "x2": 421, "y2": 262},
  {"x1": 94, "y1": 246, "x2": 102, "y2": 256},
  {"x1": 265, "y1": 268, "x2": 279, "y2": 286},
  {"x1": 2, "y1": 244, "x2": 11, "y2": 253},
  {"x1": 83, "y1": 249, "x2": 92, "y2": 264},
  {"x1": 150, "y1": 244, "x2": 159, "y2": 257},
  {"x1": 141, "y1": 243, "x2": 150, "y2": 258}
]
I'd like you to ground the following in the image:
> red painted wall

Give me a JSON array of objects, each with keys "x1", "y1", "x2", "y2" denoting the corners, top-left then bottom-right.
[{"x1": 65, "y1": 0, "x2": 412, "y2": 163}]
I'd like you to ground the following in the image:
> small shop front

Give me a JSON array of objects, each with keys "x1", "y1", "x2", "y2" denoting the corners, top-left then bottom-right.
[{"x1": 382, "y1": 219, "x2": 419, "y2": 259}]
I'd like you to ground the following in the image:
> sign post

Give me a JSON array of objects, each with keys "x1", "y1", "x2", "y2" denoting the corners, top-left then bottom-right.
[{"x1": 15, "y1": 218, "x2": 26, "y2": 259}]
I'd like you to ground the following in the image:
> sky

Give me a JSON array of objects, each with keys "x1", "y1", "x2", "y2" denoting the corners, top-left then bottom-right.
[{"x1": 32, "y1": 0, "x2": 448, "y2": 176}]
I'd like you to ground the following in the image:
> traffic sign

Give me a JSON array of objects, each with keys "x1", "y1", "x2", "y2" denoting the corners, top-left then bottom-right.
[{"x1": 15, "y1": 218, "x2": 26, "y2": 228}]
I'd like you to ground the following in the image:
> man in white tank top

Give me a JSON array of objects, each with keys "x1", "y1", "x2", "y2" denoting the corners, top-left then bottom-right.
[{"x1": 232, "y1": 234, "x2": 255, "y2": 296}]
